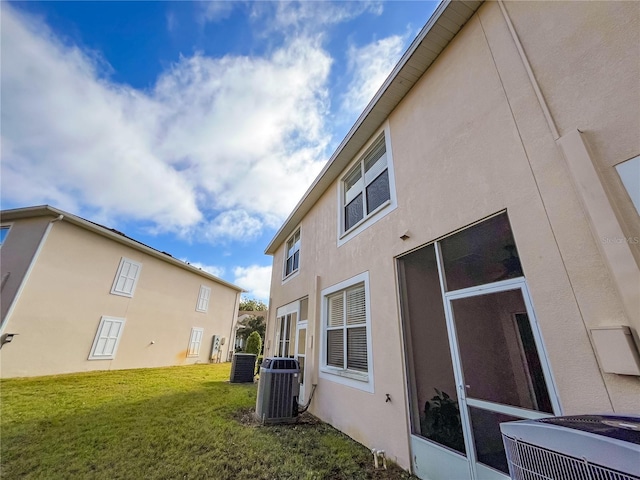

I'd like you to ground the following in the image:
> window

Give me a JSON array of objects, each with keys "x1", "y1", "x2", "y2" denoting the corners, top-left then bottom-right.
[
  {"x1": 196, "y1": 285, "x2": 211, "y2": 312},
  {"x1": 89, "y1": 316, "x2": 125, "y2": 360},
  {"x1": 110, "y1": 257, "x2": 142, "y2": 297},
  {"x1": 0, "y1": 226, "x2": 10, "y2": 246},
  {"x1": 283, "y1": 229, "x2": 301, "y2": 278},
  {"x1": 342, "y1": 135, "x2": 390, "y2": 233},
  {"x1": 275, "y1": 313, "x2": 296, "y2": 356},
  {"x1": 616, "y1": 155, "x2": 640, "y2": 215},
  {"x1": 320, "y1": 272, "x2": 373, "y2": 391},
  {"x1": 187, "y1": 327, "x2": 204, "y2": 357}
]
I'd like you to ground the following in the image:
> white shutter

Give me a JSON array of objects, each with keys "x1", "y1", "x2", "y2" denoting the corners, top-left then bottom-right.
[
  {"x1": 111, "y1": 258, "x2": 142, "y2": 297},
  {"x1": 188, "y1": 328, "x2": 204, "y2": 357},
  {"x1": 196, "y1": 286, "x2": 211, "y2": 312},
  {"x1": 89, "y1": 317, "x2": 126, "y2": 360}
]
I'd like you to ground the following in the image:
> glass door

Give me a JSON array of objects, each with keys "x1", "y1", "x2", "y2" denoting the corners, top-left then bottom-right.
[
  {"x1": 398, "y1": 212, "x2": 560, "y2": 480},
  {"x1": 295, "y1": 321, "x2": 307, "y2": 402},
  {"x1": 445, "y1": 281, "x2": 558, "y2": 479}
]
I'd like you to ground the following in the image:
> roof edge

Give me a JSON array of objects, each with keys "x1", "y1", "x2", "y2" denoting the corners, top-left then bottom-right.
[
  {"x1": 265, "y1": 0, "x2": 483, "y2": 254},
  {"x1": 1, "y1": 205, "x2": 245, "y2": 292}
]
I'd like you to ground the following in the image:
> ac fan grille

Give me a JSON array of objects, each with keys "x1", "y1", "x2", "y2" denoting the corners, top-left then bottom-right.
[
  {"x1": 266, "y1": 372, "x2": 295, "y2": 419},
  {"x1": 503, "y1": 435, "x2": 639, "y2": 480}
]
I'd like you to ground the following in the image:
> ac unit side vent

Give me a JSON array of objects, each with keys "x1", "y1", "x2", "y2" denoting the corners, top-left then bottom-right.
[
  {"x1": 501, "y1": 416, "x2": 640, "y2": 480},
  {"x1": 503, "y1": 435, "x2": 639, "y2": 480}
]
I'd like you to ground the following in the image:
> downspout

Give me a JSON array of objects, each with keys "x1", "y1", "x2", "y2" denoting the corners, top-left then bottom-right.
[{"x1": 0, "y1": 214, "x2": 64, "y2": 336}]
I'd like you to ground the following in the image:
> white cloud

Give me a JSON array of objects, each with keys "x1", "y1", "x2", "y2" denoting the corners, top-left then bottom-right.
[
  {"x1": 199, "y1": 210, "x2": 264, "y2": 244},
  {"x1": 233, "y1": 265, "x2": 272, "y2": 301},
  {"x1": 341, "y1": 34, "x2": 407, "y2": 115},
  {"x1": 198, "y1": 1, "x2": 236, "y2": 24},
  {"x1": 1, "y1": 5, "x2": 331, "y2": 240},
  {"x1": 255, "y1": 1, "x2": 383, "y2": 35},
  {"x1": 180, "y1": 259, "x2": 225, "y2": 278},
  {"x1": 1, "y1": 7, "x2": 201, "y2": 227}
]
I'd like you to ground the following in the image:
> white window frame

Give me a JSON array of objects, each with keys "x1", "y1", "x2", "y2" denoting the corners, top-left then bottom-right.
[
  {"x1": 283, "y1": 228, "x2": 301, "y2": 281},
  {"x1": 187, "y1": 327, "x2": 204, "y2": 357},
  {"x1": 319, "y1": 271, "x2": 374, "y2": 392},
  {"x1": 337, "y1": 124, "x2": 397, "y2": 247},
  {"x1": 274, "y1": 300, "x2": 299, "y2": 357},
  {"x1": 110, "y1": 257, "x2": 142, "y2": 298},
  {"x1": 196, "y1": 285, "x2": 211, "y2": 312},
  {"x1": 615, "y1": 154, "x2": 640, "y2": 215},
  {"x1": 88, "y1": 316, "x2": 126, "y2": 360},
  {"x1": 0, "y1": 224, "x2": 11, "y2": 247}
]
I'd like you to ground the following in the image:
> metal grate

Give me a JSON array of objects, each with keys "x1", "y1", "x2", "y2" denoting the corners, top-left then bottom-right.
[
  {"x1": 503, "y1": 435, "x2": 640, "y2": 480},
  {"x1": 255, "y1": 358, "x2": 300, "y2": 424}
]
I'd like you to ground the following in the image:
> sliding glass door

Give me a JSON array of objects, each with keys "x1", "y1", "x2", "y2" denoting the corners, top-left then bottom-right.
[{"x1": 398, "y1": 213, "x2": 560, "y2": 480}]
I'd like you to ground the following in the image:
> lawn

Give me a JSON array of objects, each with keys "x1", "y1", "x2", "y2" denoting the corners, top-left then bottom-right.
[{"x1": 1, "y1": 363, "x2": 415, "y2": 479}]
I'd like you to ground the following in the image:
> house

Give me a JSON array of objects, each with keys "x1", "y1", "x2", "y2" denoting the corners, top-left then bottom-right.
[
  {"x1": 0, "y1": 205, "x2": 243, "y2": 378},
  {"x1": 264, "y1": 1, "x2": 640, "y2": 478},
  {"x1": 234, "y1": 310, "x2": 268, "y2": 354}
]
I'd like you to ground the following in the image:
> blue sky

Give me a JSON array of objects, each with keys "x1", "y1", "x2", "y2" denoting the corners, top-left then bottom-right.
[{"x1": 1, "y1": 1, "x2": 438, "y2": 300}]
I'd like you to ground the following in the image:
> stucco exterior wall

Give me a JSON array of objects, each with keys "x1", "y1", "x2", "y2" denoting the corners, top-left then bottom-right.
[
  {"x1": 1, "y1": 219, "x2": 240, "y2": 378},
  {"x1": 266, "y1": 1, "x2": 640, "y2": 471},
  {"x1": 0, "y1": 215, "x2": 51, "y2": 323}
]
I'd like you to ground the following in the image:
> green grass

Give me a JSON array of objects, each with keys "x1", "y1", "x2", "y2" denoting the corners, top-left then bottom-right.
[{"x1": 1, "y1": 364, "x2": 415, "y2": 479}]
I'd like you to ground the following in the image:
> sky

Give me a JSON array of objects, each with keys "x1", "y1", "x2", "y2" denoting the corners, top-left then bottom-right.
[{"x1": 1, "y1": 1, "x2": 438, "y2": 301}]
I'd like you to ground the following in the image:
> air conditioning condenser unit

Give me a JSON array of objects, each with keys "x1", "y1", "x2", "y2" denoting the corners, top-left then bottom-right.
[
  {"x1": 500, "y1": 415, "x2": 640, "y2": 480},
  {"x1": 255, "y1": 357, "x2": 300, "y2": 424}
]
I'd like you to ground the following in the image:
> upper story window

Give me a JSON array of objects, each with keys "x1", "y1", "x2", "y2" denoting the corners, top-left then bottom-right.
[
  {"x1": 111, "y1": 257, "x2": 142, "y2": 298},
  {"x1": 283, "y1": 228, "x2": 301, "y2": 279},
  {"x1": 0, "y1": 226, "x2": 10, "y2": 246},
  {"x1": 319, "y1": 271, "x2": 373, "y2": 392},
  {"x1": 196, "y1": 285, "x2": 211, "y2": 312},
  {"x1": 343, "y1": 136, "x2": 389, "y2": 232},
  {"x1": 338, "y1": 129, "x2": 396, "y2": 246}
]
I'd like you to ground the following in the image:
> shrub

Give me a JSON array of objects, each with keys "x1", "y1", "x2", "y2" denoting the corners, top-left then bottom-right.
[{"x1": 245, "y1": 331, "x2": 262, "y2": 356}]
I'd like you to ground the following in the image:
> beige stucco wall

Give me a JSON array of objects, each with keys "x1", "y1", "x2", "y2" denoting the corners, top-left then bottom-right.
[
  {"x1": 1, "y1": 219, "x2": 240, "y2": 378},
  {"x1": 266, "y1": 1, "x2": 640, "y2": 471},
  {"x1": 0, "y1": 215, "x2": 51, "y2": 323}
]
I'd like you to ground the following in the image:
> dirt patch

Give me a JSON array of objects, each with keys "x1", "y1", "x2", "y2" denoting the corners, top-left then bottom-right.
[{"x1": 231, "y1": 407, "x2": 321, "y2": 427}]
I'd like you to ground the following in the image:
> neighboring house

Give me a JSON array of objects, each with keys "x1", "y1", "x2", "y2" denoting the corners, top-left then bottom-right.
[
  {"x1": 264, "y1": 1, "x2": 639, "y2": 479},
  {"x1": 234, "y1": 310, "x2": 268, "y2": 354},
  {"x1": 0, "y1": 205, "x2": 243, "y2": 378}
]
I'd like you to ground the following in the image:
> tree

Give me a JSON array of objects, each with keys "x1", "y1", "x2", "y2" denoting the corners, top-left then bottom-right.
[
  {"x1": 239, "y1": 298, "x2": 267, "y2": 312},
  {"x1": 237, "y1": 315, "x2": 265, "y2": 343},
  {"x1": 245, "y1": 331, "x2": 262, "y2": 356}
]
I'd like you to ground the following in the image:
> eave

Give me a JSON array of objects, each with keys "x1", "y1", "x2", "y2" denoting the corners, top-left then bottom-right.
[{"x1": 265, "y1": 0, "x2": 483, "y2": 255}]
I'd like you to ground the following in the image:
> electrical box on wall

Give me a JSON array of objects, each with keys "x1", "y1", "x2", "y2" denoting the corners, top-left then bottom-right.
[
  {"x1": 210, "y1": 335, "x2": 222, "y2": 363},
  {"x1": 589, "y1": 326, "x2": 640, "y2": 376}
]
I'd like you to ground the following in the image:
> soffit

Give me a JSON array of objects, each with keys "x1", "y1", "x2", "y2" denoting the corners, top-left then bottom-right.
[{"x1": 265, "y1": 0, "x2": 483, "y2": 255}]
